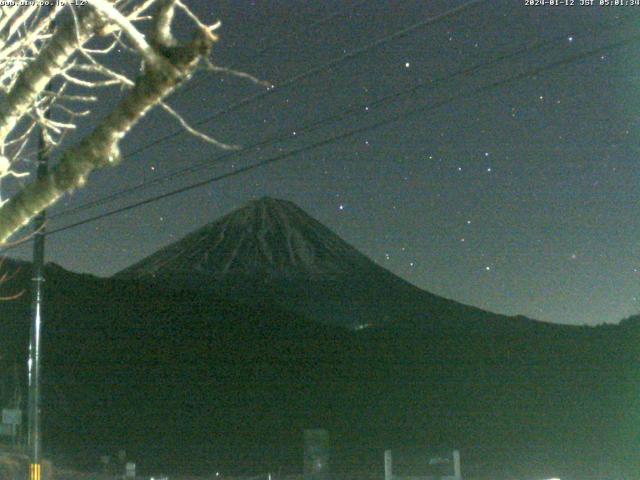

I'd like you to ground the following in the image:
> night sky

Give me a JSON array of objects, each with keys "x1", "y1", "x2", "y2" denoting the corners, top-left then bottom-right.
[{"x1": 6, "y1": 0, "x2": 640, "y2": 326}]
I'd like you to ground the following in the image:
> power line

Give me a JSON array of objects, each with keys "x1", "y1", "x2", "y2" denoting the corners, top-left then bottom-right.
[
  {"x1": 120, "y1": 0, "x2": 487, "y2": 160},
  {"x1": 0, "y1": 0, "x2": 488, "y2": 252},
  {"x1": 246, "y1": 1, "x2": 370, "y2": 61},
  {"x1": 172, "y1": 0, "x2": 370, "y2": 99},
  {"x1": 37, "y1": 33, "x2": 639, "y2": 241},
  {"x1": 49, "y1": 14, "x2": 635, "y2": 222},
  {"x1": 50, "y1": 41, "x2": 552, "y2": 220}
]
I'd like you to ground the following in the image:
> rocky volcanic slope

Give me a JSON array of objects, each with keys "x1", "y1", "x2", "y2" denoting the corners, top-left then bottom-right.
[
  {"x1": 117, "y1": 197, "x2": 376, "y2": 278},
  {"x1": 0, "y1": 197, "x2": 637, "y2": 478},
  {"x1": 116, "y1": 197, "x2": 547, "y2": 333}
]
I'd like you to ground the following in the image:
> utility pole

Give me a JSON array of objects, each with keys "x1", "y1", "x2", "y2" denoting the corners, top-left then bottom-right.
[
  {"x1": 27, "y1": 89, "x2": 51, "y2": 480},
  {"x1": 27, "y1": 11, "x2": 55, "y2": 477}
]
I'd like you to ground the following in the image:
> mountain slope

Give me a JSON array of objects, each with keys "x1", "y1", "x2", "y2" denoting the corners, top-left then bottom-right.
[
  {"x1": 0, "y1": 261, "x2": 638, "y2": 477},
  {"x1": 3, "y1": 198, "x2": 639, "y2": 477},
  {"x1": 0, "y1": 258, "x2": 353, "y2": 473},
  {"x1": 116, "y1": 197, "x2": 539, "y2": 332},
  {"x1": 117, "y1": 197, "x2": 377, "y2": 278}
]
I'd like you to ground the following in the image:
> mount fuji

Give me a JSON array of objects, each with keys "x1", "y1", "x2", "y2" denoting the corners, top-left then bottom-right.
[
  {"x1": 0, "y1": 198, "x2": 637, "y2": 476},
  {"x1": 117, "y1": 196, "x2": 385, "y2": 279},
  {"x1": 116, "y1": 197, "x2": 522, "y2": 331}
]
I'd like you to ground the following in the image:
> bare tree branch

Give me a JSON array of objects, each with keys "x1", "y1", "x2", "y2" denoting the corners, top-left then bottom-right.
[
  {"x1": 0, "y1": 6, "x2": 217, "y2": 242},
  {"x1": 87, "y1": 0, "x2": 164, "y2": 67},
  {"x1": 0, "y1": 9, "x2": 103, "y2": 145},
  {"x1": 159, "y1": 101, "x2": 240, "y2": 150},
  {"x1": 0, "y1": 1, "x2": 260, "y2": 245}
]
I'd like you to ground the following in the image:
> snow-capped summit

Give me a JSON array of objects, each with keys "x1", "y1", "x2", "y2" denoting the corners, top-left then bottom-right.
[{"x1": 117, "y1": 196, "x2": 376, "y2": 280}]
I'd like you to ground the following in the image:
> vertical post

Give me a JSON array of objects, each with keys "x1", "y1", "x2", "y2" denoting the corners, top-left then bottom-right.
[
  {"x1": 452, "y1": 450, "x2": 461, "y2": 478},
  {"x1": 303, "y1": 429, "x2": 330, "y2": 480},
  {"x1": 27, "y1": 91, "x2": 50, "y2": 480},
  {"x1": 384, "y1": 450, "x2": 393, "y2": 480},
  {"x1": 125, "y1": 462, "x2": 136, "y2": 480}
]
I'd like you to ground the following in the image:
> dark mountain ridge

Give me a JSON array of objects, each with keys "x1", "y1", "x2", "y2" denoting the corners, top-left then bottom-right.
[
  {"x1": 116, "y1": 197, "x2": 552, "y2": 333},
  {"x1": 0, "y1": 198, "x2": 637, "y2": 478},
  {"x1": 117, "y1": 197, "x2": 380, "y2": 279}
]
